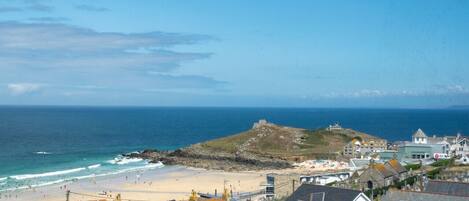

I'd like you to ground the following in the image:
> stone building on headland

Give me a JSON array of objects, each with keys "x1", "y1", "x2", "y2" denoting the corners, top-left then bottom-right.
[
  {"x1": 252, "y1": 119, "x2": 271, "y2": 129},
  {"x1": 327, "y1": 122, "x2": 343, "y2": 131}
]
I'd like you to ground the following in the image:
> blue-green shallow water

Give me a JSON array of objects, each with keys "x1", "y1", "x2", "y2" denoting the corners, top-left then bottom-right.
[{"x1": 0, "y1": 106, "x2": 468, "y2": 191}]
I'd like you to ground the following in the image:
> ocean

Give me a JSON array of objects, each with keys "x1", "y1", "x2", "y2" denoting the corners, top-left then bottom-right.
[{"x1": 1, "y1": 106, "x2": 468, "y2": 191}]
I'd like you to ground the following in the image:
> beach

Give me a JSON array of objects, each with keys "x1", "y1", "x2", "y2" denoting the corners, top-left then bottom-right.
[{"x1": 1, "y1": 166, "x2": 267, "y2": 201}]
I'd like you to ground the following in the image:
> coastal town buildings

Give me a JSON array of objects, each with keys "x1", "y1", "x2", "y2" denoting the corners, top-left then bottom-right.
[
  {"x1": 287, "y1": 184, "x2": 371, "y2": 201},
  {"x1": 343, "y1": 138, "x2": 387, "y2": 158},
  {"x1": 394, "y1": 129, "x2": 457, "y2": 161},
  {"x1": 453, "y1": 137, "x2": 469, "y2": 157},
  {"x1": 358, "y1": 159, "x2": 408, "y2": 189}
]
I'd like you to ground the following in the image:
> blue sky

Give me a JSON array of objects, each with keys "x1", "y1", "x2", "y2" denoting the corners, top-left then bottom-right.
[{"x1": 0, "y1": 0, "x2": 468, "y2": 108}]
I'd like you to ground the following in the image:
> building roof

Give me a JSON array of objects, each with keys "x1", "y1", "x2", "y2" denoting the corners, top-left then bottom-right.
[
  {"x1": 286, "y1": 184, "x2": 367, "y2": 201},
  {"x1": 349, "y1": 159, "x2": 370, "y2": 169},
  {"x1": 385, "y1": 159, "x2": 407, "y2": 174},
  {"x1": 382, "y1": 190, "x2": 469, "y2": 201},
  {"x1": 413, "y1": 129, "x2": 427, "y2": 138},
  {"x1": 373, "y1": 163, "x2": 395, "y2": 178},
  {"x1": 424, "y1": 180, "x2": 469, "y2": 197},
  {"x1": 427, "y1": 136, "x2": 446, "y2": 144}
]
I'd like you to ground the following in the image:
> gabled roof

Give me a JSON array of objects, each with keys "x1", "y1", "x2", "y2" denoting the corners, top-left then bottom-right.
[
  {"x1": 373, "y1": 163, "x2": 395, "y2": 178},
  {"x1": 382, "y1": 190, "x2": 469, "y2": 201},
  {"x1": 385, "y1": 159, "x2": 407, "y2": 174},
  {"x1": 286, "y1": 184, "x2": 368, "y2": 201},
  {"x1": 413, "y1": 128, "x2": 427, "y2": 138},
  {"x1": 457, "y1": 137, "x2": 468, "y2": 144},
  {"x1": 424, "y1": 180, "x2": 469, "y2": 197}
]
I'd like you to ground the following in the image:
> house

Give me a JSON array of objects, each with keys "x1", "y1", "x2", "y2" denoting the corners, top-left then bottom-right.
[
  {"x1": 381, "y1": 189, "x2": 469, "y2": 201},
  {"x1": 358, "y1": 160, "x2": 395, "y2": 189},
  {"x1": 383, "y1": 158, "x2": 408, "y2": 181},
  {"x1": 424, "y1": 180, "x2": 469, "y2": 197},
  {"x1": 358, "y1": 158, "x2": 408, "y2": 189},
  {"x1": 453, "y1": 137, "x2": 469, "y2": 157},
  {"x1": 412, "y1": 128, "x2": 428, "y2": 144},
  {"x1": 286, "y1": 183, "x2": 370, "y2": 201}
]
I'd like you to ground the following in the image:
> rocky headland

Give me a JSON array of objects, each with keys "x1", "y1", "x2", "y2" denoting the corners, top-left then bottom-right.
[{"x1": 126, "y1": 120, "x2": 383, "y2": 171}]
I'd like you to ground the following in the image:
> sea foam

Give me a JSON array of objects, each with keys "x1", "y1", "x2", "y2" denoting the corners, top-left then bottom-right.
[
  {"x1": 35, "y1": 151, "x2": 52, "y2": 155},
  {"x1": 87, "y1": 164, "x2": 101, "y2": 169},
  {"x1": 10, "y1": 167, "x2": 86, "y2": 180},
  {"x1": 107, "y1": 157, "x2": 143, "y2": 165}
]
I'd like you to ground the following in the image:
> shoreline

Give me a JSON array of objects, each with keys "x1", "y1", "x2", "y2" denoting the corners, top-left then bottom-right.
[
  {"x1": 1, "y1": 165, "x2": 272, "y2": 201},
  {"x1": 1, "y1": 161, "x2": 351, "y2": 201}
]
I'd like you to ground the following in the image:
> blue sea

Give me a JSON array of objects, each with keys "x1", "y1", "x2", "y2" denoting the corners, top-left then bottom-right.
[{"x1": 1, "y1": 106, "x2": 468, "y2": 191}]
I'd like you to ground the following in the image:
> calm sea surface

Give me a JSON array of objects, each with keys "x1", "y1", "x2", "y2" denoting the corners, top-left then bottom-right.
[{"x1": 0, "y1": 106, "x2": 468, "y2": 191}]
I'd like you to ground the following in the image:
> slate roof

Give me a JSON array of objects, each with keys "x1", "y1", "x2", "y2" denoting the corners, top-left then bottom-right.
[
  {"x1": 385, "y1": 159, "x2": 407, "y2": 174},
  {"x1": 424, "y1": 180, "x2": 469, "y2": 197},
  {"x1": 286, "y1": 184, "x2": 365, "y2": 201},
  {"x1": 382, "y1": 190, "x2": 469, "y2": 201},
  {"x1": 413, "y1": 129, "x2": 427, "y2": 138},
  {"x1": 373, "y1": 163, "x2": 395, "y2": 178}
]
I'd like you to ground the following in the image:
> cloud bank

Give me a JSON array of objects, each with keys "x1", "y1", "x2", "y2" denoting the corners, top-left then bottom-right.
[{"x1": 0, "y1": 21, "x2": 224, "y2": 98}]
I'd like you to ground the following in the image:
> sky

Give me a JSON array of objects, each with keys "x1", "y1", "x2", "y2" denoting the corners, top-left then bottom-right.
[{"x1": 0, "y1": 0, "x2": 469, "y2": 108}]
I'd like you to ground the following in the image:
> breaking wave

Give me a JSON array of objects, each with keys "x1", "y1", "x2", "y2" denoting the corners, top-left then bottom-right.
[{"x1": 10, "y1": 167, "x2": 86, "y2": 180}]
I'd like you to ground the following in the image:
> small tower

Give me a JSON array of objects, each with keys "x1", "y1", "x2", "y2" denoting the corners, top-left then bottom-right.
[{"x1": 412, "y1": 128, "x2": 427, "y2": 144}]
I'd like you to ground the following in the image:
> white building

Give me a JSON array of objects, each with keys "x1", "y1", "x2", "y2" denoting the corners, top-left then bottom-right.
[
  {"x1": 412, "y1": 128, "x2": 428, "y2": 144},
  {"x1": 327, "y1": 123, "x2": 343, "y2": 131},
  {"x1": 452, "y1": 137, "x2": 469, "y2": 157}
]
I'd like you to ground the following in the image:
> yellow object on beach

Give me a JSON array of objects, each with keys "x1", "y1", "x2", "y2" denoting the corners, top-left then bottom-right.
[{"x1": 189, "y1": 190, "x2": 198, "y2": 201}]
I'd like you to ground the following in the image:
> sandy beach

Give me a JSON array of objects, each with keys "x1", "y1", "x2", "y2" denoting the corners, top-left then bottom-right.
[{"x1": 1, "y1": 166, "x2": 268, "y2": 201}]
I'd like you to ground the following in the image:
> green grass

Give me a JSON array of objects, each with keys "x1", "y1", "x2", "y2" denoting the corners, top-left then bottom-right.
[
  {"x1": 299, "y1": 130, "x2": 328, "y2": 148},
  {"x1": 431, "y1": 159, "x2": 452, "y2": 167},
  {"x1": 427, "y1": 167, "x2": 442, "y2": 179},
  {"x1": 405, "y1": 163, "x2": 421, "y2": 171},
  {"x1": 197, "y1": 126, "x2": 381, "y2": 161},
  {"x1": 201, "y1": 131, "x2": 253, "y2": 153}
]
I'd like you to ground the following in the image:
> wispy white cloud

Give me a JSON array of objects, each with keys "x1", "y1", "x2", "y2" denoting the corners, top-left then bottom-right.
[
  {"x1": 322, "y1": 89, "x2": 387, "y2": 98},
  {"x1": 7, "y1": 83, "x2": 42, "y2": 95},
  {"x1": 0, "y1": 22, "x2": 213, "y2": 71},
  {"x1": 322, "y1": 84, "x2": 469, "y2": 99}
]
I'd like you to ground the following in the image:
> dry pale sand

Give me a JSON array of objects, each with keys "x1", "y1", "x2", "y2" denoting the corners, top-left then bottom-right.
[{"x1": 5, "y1": 166, "x2": 268, "y2": 201}]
